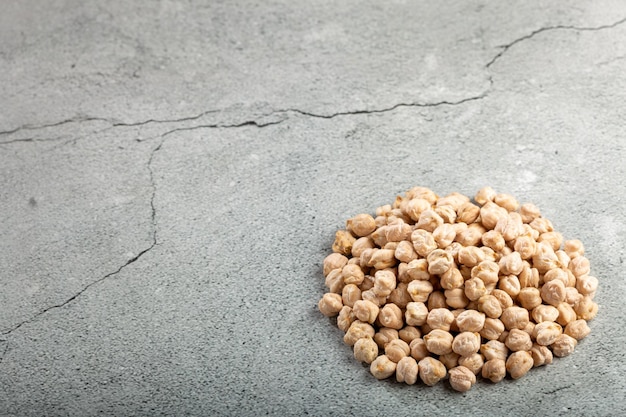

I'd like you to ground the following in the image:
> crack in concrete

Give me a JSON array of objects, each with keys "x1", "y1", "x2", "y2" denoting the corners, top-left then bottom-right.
[
  {"x1": 111, "y1": 109, "x2": 221, "y2": 128},
  {"x1": 0, "y1": 117, "x2": 110, "y2": 137},
  {"x1": 486, "y1": 16, "x2": 626, "y2": 68}
]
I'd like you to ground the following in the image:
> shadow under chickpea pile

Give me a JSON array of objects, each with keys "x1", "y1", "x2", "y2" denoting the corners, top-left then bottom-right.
[{"x1": 318, "y1": 186, "x2": 598, "y2": 392}]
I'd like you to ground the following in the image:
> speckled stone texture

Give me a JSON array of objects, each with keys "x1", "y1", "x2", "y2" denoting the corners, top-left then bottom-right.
[{"x1": 1, "y1": 1, "x2": 625, "y2": 416}]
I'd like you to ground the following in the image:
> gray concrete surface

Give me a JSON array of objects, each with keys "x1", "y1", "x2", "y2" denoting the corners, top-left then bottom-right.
[{"x1": 1, "y1": 1, "x2": 625, "y2": 416}]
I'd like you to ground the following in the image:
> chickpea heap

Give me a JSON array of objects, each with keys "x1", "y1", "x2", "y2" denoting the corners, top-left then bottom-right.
[{"x1": 318, "y1": 186, "x2": 598, "y2": 392}]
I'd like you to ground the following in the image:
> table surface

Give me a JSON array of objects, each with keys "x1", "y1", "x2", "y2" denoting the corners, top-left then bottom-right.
[{"x1": 1, "y1": 1, "x2": 625, "y2": 416}]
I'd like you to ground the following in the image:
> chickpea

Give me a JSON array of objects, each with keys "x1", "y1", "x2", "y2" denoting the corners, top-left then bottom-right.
[
  {"x1": 540, "y1": 279, "x2": 566, "y2": 306},
  {"x1": 323, "y1": 253, "x2": 349, "y2": 277},
  {"x1": 361, "y1": 289, "x2": 386, "y2": 307},
  {"x1": 478, "y1": 295, "x2": 503, "y2": 319},
  {"x1": 465, "y1": 277, "x2": 487, "y2": 301},
  {"x1": 372, "y1": 270, "x2": 396, "y2": 297},
  {"x1": 518, "y1": 265, "x2": 539, "y2": 288},
  {"x1": 564, "y1": 319, "x2": 591, "y2": 340},
  {"x1": 475, "y1": 186, "x2": 497, "y2": 205},
  {"x1": 423, "y1": 329, "x2": 454, "y2": 355},
  {"x1": 456, "y1": 224, "x2": 486, "y2": 247},
  {"x1": 406, "y1": 187, "x2": 438, "y2": 203},
  {"x1": 556, "y1": 301, "x2": 577, "y2": 326},
  {"x1": 551, "y1": 334, "x2": 578, "y2": 357},
  {"x1": 444, "y1": 241, "x2": 464, "y2": 263},
  {"x1": 493, "y1": 193, "x2": 519, "y2": 212},
  {"x1": 519, "y1": 203, "x2": 541, "y2": 224},
  {"x1": 438, "y1": 351, "x2": 460, "y2": 370},
  {"x1": 385, "y1": 338, "x2": 411, "y2": 363},
  {"x1": 426, "y1": 308, "x2": 455, "y2": 331},
  {"x1": 351, "y1": 236, "x2": 375, "y2": 258},
  {"x1": 404, "y1": 198, "x2": 431, "y2": 222},
  {"x1": 399, "y1": 326, "x2": 422, "y2": 344},
  {"x1": 418, "y1": 357, "x2": 447, "y2": 386},
  {"x1": 458, "y1": 246, "x2": 486, "y2": 267},
  {"x1": 530, "y1": 343, "x2": 553, "y2": 367},
  {"x1": 495, "y1": 212, "x2": 523, "y2": 241},
  {"x1": 408, "y1": 279, "x2": 434, "y2": 303},
  {"x1": 532, "y1": 241, "x2": 559, "y2": 273},
  {"x1": 492, "y1": 289, "x2": 514, "y2": 310},
  {"x1": 556, "y1": 250, "x2": 572, "y2": 272},
  {"x1": 411, "y1": 229, "x2": 437, "y2": 257},
  {"x1": 481, "y1": 246, "x2": 498, "y2": 262},
  {"x1": 436, "y1": 192, "x2": 469, "y2": 211},
  {"x1": 482, "y1": 230, "x2": 506, "y2": 252},
  {"x1": 396, "y1": 356, "x2": 419, "y2": 385},
  {"x1": 342, "y1": 284, "x2": 362, "y2": 308},
  {"x1": 433, "y1": 223, "x2": 457, "y2": 248},
  {"x1": 480, "y1": 202, "x2": 508, "y2": 230},
  {"x1": 354, "y1": 337, "x2": 379, "y2": 364},
  {"x1": 384, "y1": 220, "x2": 412, "y2": 243},
  {"x1": 404, "y1": 258, "x2": 430, "y2": 282},
  {"x1": 481, "y1": 340, "x2": 509, "y2": 361},
  {"x1": 564, "y1": 287, "x2": 583, "y2": 306},
  {"x1": 346, "y1": 213, "x2": 377, "y2": 237},
  {"x1": 434, "y1": 205, "x2": 457, "y2": 224},
  {"x1": 506, "y1": 351, "x2": 534, "y2": 379},
  {"x1": 452, "y1": 332, "x2": 481, "y2": 357},
  {"x1": 543, "y1": 268, "x2": 569, "y2": 287},
  {"x1": 318, "y1": 293, "x2": 343, "y2": 317},
  {"x1": 471, "y1": 261, "x2": 500, "y2": 287},
  {"x1": 379, "y1": 303, "x2": 404, "y2": 330},
  {"x1": 370, "y1": 354, "x2": 397, "y2": 379},
  {"x1": 353, "y1": 299, "x2": 380, "y2": 324},
  {"x1": 441, "y1": 267, "x2": 464, "y2": 290},
  {"x1": 499, "y1": 251, "x2": 524, "y2": 275},
  {"x1": 427, "y1": 290, "x2": 448, "y2": 310},
  {"x1": 563, "y1": 239, "x2": 585, "y2": 259},
  {"x1": 405, "y1": 302, "x2": 429, "y2": 326},
  {"x1": 455, "y1": 310, "x2": 486, "y2": 332},
  {"x1": 449, "y1": 366, "x2": 477, "y2": 392},
  {"x1": 500, "y1": 306, "x2": 529, "y2": 330},
  {"x1": 458, "y1": 353, "x2": 484, "y2": 375},
  {"x1": 517, "y1": 287, "x2": 542, "y2": 310},
  {"x1": 416, "y1": 209, "x2": 444, "y2": 232},
  {"x1": 394, "y1": 240, "x2": 418, "y2": 263},
  {"x1": 521, "y1": 321, "x2": 535, "y2": 338},
  {"x1": 337, "y1": 306, "x2": 356, "y2": 332},
  {"x1": 445, "y1": 288, "x2": 470, "y2": 309},
  {"x1": 531, "y1": 305, "x2": 559, "y2": 323},
  {"x1": 332, "y1": 230, "x2": 356, "y2": 256},
  {"x1": 505, "y1": 329, "x2": 532, "y2": 352},
  {"x1": 576, "y1": 275, "x2": 598, "y2": 296},
  {"x1": 537, "y1": 231, "x2": 563, "y2": 252},
  {"x1": 325, "y1": 268, "x2": 345, "y2": 294},
  {"x1": 574, "y1": 296, "x2": 598, "y2": 321},
  {"x1": 482, "y1": 359, "x2": 506, "y2": 383},
  {"x1": 529, "y1": 217, "x2": 554, "y2": 234},
  {"x1": 359, "y1": 274, "x2": 375, "y2": 291},
  {"x1": 341, "y1": 263, "x2": 364, "y2": 286},
  {"x1": 514, "y1": 235, "x2": 537, "y2": 260},
  {"x1": 498, "y1": 275, "x2": 521, "y2": 298},
  {"x1": 410, "y1": 338, "x2": 430, "y2": 360},
  {"x1": 427, "y1": 249, "x2": 455, "y2": 275},
  {"x1": 344, "y1": 321, "x2": 375, "y2": 346},
  {"x1": 374, "y1": 328, "x2": 399, "y2": 349}
]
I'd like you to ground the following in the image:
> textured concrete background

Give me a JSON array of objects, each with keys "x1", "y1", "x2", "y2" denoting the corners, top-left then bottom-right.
[{"x1": 1, "y1": 1, "x2": 625, "y2": 416}]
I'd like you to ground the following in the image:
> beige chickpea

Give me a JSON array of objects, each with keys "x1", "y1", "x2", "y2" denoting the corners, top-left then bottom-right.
[
  {"x1": 403, "y1": 259, "x2": 429, "y2": 282},
  {"x1": 359, "y1": 273, "x2": 375, "y2": 291},
  {"x1": 370, "y1": 354, "x2": 397, "y2": 379},
  {"x1": 564, "y1": 239, "x2": 585, "y2": 259},
  {"x1": 318, "y1": 293, "x2": 343, "y2": 317},
  {"x1": 540, "y1": 279, "x2": 566, "y2": 306},
  {"x1": 351, "y1": 237, "x2": 375, "y2": 258},
  {"x1": 518, "y1": 287, "x2": 542, "y2": 310},
  {"x1": 399, "y1": 326, "x2": 421, "y2": 344},
  {"x1": 404, "y1": 198, "x2": 431, "y2": 222},
  {"x1": 576, "y1": 275, "x2": 598, "y2": 296},
  {"x1": 533, "y1": 241, "x2": 559, "y2": 273},
  {"x1": 416, "y1": 209, "x2": 444, "y2": 232},
  {"x1": 455, "y1": 310, "x2": 486, "y2": 333},
  {"x1": 530, "y1": 343, "x2": 553, "y2": 367},
  {"x1": 448, "y1": 366, "x2": 476, "y2": 392},
  {"x1": 428, "y1": 291, "x2": 448, "y2": 310},
  {"x1": 441, "y1": 268, "x2": 464, "y2": 290},
  {"x1": 411, "y1": 229, "x2": 437, "y2": 257},
  {"x1": 481, "y1": 246, "x2": 498, "y2": 262},
  {"x1": 445, "y1": 288, "x2": 470, "y2": 309},
  {"x1": 551, "y1": 333, "x2": 578, "y2": 357},
  {"x1": 418, "y1": 357, "x2": 447, "y2": 386},
  {"x1": 344, "y1": 321, "x2": 375, "y2": 346},
  {"x1": 387, "y1": 282, "x2": 411, "y2": 309},
  {"x1": 410, "y1": 337, "x2": 430, "y2": 360},
  {"x1": 493, "y1": 193, "x2": 519, "y2": 212},
  {"x1": 384, "y1": 220, "x2": 412, "y2": 243},
  {"x1": 475, "y1": 186, "x2": 497, "y2": 205},
  {"x1": 434, "y1": 205, "x2": 457, "y2": 224},
  {"x1": 499, "y1": 251, "x2": 524, "y2": 275},
  {"x1": 482, "y1": 230, "x2": 506, "y2": 252},
  {"x1": 518, "y1": 265, "x2": 539, "y2": 288},
  {"x1": 537, "y1": 231, "x2": 563, "y2": 252},
  {"x1": 439, "y1": 351, "x2": 460, "y2": 369},
  {"x1": 480, "y1": 202, "x2": 509, "y2": 230},
  {"x1": 457, "y1": 201, "x2": 481, "y2": 224},
  {"x1": 498, "y1": 275, "x2": 521, "y2": 298},
  {"x1": 385, "y1": 338, "x2": 411, "y2": 363},
  {"x1": 471, "y1": 261, "x2": 500, "y2": 286},
  {"x1": 456, "y1": 224, "x2": 486, "y2": 247},
  {"x1": 514, "y1": 235, "x2": 537, "y2": 260},
  {"x1": 464, "y1": 277, "x2": 487, "y2": 301},
  {"x1": 374, "y1": 327, "x2": 399, "y2": 349},
  {"x1": 374, "y1": 215, "x2": 387, "y2": 228},
  {"x1": 408, "y1": 279, "x2": 434, "y2": 303},
  {"x1": 372, "y1": 270, "x2": 396, "y2": 297},
  {"x1": 396, "y1": 356, "x2": 419, "y2": 385},
  {"x1": 478, "y1": 295, "x2": 503, "y2": 319},
  {"x1": 424, "y1": 329, "x2": 454, "y2": 355},
  {"x1": 353, "y1": 299, "x2": 379, "y2": 324},
  {"x1": 459, "y1": 265, "x2": 472, "y2": 281},
  {"x1": 341, "y1": 264, "x2": 364, "y2": 286},
  {"x1": 427, "y1": 308, "x2": 455, "y2": 331},
  {"x1": 379, "y1": 303, "x2": 404, "y2": 330},
  {"x1": 492, "y1": 289, "x2": 514, "y2": 310},
  {"x1": 543, "y1": 268, "x2": 569, "y2": 286},
  {"x1": 531, "y1": 306, "x2": 558, "y2": 325},
  {"x1": 406, "y1": 187, "x2": 438, "y2": 203},
  {"x1": 529, "y1": 217, "x2": 554, "y2": 234},
  {"x1": 346, "y1": 213, "x2": 377, "y2": 237},
  {"x1": 495, "y1": 212, "x2": 523, "y2": 241},
  {"x1": 325, "y1": 269, "x2": 345, "y2": 294},
  {"x1": 444, "y1": 241, "x2": 464, "y2": 263},
  {"x1": 427, "y1": 249, "x2": 454, "y2": 275},
  {"x1": 506, "y1": 351, "x2": 533, "y2": 379},
  {"x1": 433, "y1": 223, "x2": 457, "y2": 249},
  {"x1": 574, "y1": 296, "x2": 598, "y2": 321},
  {"x1": 405, "y1": 302, "x2": 429, "y2": 326},
  {"x1": 436, "y1": 192, "x2": 469, "y2": 211},
  {"x1": 556, "y1": 301, "x2": 577, "y2": 326},
  {"x1": 564, "y1": 287, "x2": 583, "y2": 306},
  {"x1": 376, "y1": 204, "x2": 393, "y2": 217},
  {"x1": 323, "y1": 253, "x2": 349, "y2": 277},
  {"x1": 564, "y1": 319, "x2": 591, "y2": 340},
  {"x1": 353, "y1": 337, "x2": 378, "y2": 364},
  {"x1": 556, "y1": 250, "x2": 572, "y2": 271},
  {"x1": 337, "y1": 306, "x2": 355, "y2": 332},
  {"x1": 458, "y1": 353, "x2": 484, "y2": 375},
  {"x1": 368, "y1": 249, "x2": 397, "y2": 270},
  {"x1": 500, "y1": 306, "x2": 529, "y2": 330},
  {"x1": 452, "y1": 332, "x2": 481, "y2": 357},
  {"x1": 332, "y1": 230, "x2": 356, "y2": 256},
  {"x1": 482, "y1": 359, "x2": 506, "y2": 383},
  {"x1": 361, "y1": 289, "x2": 386, "y2": 307},
  {"x1": 394, "y1": 240, "x2": 418, "y2": 263},
  {"x1": 505, "y1": 329, "x2": 533, "y2": 352},
  {"x1": 519, "y1": 202, "x2": 541, "y2": 223},
  {"x1": 458, "y1": 246, "x2": 485, "y2": 268},
  {"x1": 342, "y1": 284, "x2": 362, "y2": 308},
  {"x1": 481, "y1": 340, "x2": 508, "y2": 361}
]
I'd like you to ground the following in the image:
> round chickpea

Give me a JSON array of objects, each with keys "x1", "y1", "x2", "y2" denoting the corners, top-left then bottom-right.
[
  {"x1": 465, "y1": 277, "x2": 487, "y2": 301},
  {"x1": 458, "y1": 246, "x2": 486, "y2": 267},
  {"x1": 564, "y1": 319, "x2": 591, "y2": 340},
  {"x1": 576, "y1": 275, "x2": 598, "y2": 296},
  {"x1": 498, "y1": 275, "x2": 521, "y2": 298},
  {"x1": 385, "y1": 338, "x2": 411, "y2": 363},
  {"x1": 480, "y1": 318, "x2": 505, "y2": 341},
  {"x1": 481, "y1": 230, "x2": 506, "y2": 252},
  {"x1": 452, "y1": 332, "x2": 481, "y2": 356},
  {"x1": 455, "y1": 223, "x2": 486, "y2": 247},
  {"x1": 514, "y1": 235, "x2": 537, "y2": 260},
  {"x1": 441, "y1": 268, "x2": 464, "y2": 290},
  {"x1": 344, "y1": 321, "x2": 375, "y2": 346},
  {"x1": 478, "y1": 295, "x2": 503, "y2": 319},
  {"x1": 434, "y1": 205, "x2": 457, "y2": 224},
  {"x1": 395, "y1": 240, "x2": 418, "y2": 263},
  {"x1": 373, "y1": 270, "x2": 396, "y2": 297},
  {"x1": 332, "y1": 230, "x2": 356, "y2": 256},
  {"x1": 427, "y1": 249, "x2": 455, "y2": 275},
  {"x1": 428, "y1": 291, "x2": 448, "y2": 310},
  {"x1": 500, "y1": 306, "x2": 529, "y2": 330},
  {"x1": 374, "y1": 328, "x2": 399, "y2": 349},
  {"x1": 405, "y1": 302, "x2": 429, "y2": 326},
  {"x1": 569, "y1": 256, "x2": 590, "y2": 278},
  {"x1": 351, "y1": 237, "x2": 375, "y2": 258},
  {"x1": 540, "y1": 279, "x2": 566, "y2": 306},
  {"x1": 346, "y1": 213, "x2": 377, "y2": 237},
  {"x1": 458, "y1": 353, "x2": 484, "y2": 375},
  {"x1": 399, "y1": 326, "x2": 421, "y2": 343},
  {"x1": 551, "y1": 334, "x2": 578, "y2": 357},
  {"x1": 433, "y1": 223, "x2": 457, "y2": 249},
  {"x1": 456, "y1": 310, "x2": 486, "y2": 332},
  {"x1": 499, "y1": 252, "x2": 524, "y2": 275},
  {"x1": 370, "y1": 354, "x2": 397, "y2": 379},
  {"x1": 404, "y1": 258, "x2": 430, "y2": 281},
  {"x1": 396, "y1": 356, "x2": 419, "y2": 385},
  {"x1": 409, "y1": 338, "x2": 429, "y2": 361},
  {"x1": 530, "y1": 343, "x2": 553, "y2": 367},
  {"x1": 416, "y1": 209, "x2": 444, "y2": 232},
  {"x1": 318, "y1": 293, "x2": 343, "y2": 317},
  {"x1": 418, "y1": 357, "x2": 447, "y2": 386},
  {"x1": 427, "y1": 308, "x2": 455, "y2": 331},
  {"x1": 379, "y1": 303, "x2": 404, "y2": 330},
  {"x1": 475, "y1": 186, "x2": 497, "y2": 205},
  {"x1": 517, "y1": 287, "x2": 542, "y2": 310},
  {"x1": 480, "y1": 202, "x2": 508, "y2": 230},
  {"x1": 505, "y1": 329, "x2": 532, "y2": 352},
  {"x1": 519, "y1": 202, "x2": 541, "y2": 223},
  {"x1": 506, "y1": 351, "x2": 534, "y2": 379},
  {"x1": 449, "y1": 366, "x2": 477, "y2": 392},
  {"x1": 352, "y1": 300, "x2": 379, "y2": 324},
  {"x1": 482, "y1": 359, "x2": 506, "y2": 383},
  {"x1": 323, "y1": 253, "x2": 349, "y2": 277},
  {"x1": 481, "y1": 340, "x2": 508, "y2": 361},
  {"x1": 574, "y1": 296, "x2": 598, "y2": 321},
  {"x1": 532, "y1": 304, "x2": 559, "y2": 323},
  {"x1": 408, "y1": 279, "x2": 434, "y2": 303},
  {"x1": 423, "y1": 329, "x2": 454, "y2": 355},
  {"x1": 533, "y1": 321, "x2": 562, "y2": 346},
  {"x1": 491, "y1": 289, "x2": 514, "y2": 310},
  {"x1": 342, "y1": 284, "x2": 362, "y2": 308},
  {"x1": 563, "y1": 239, "x2": 585, "y2": 259},
  {"x1": 353, "y1": 337, "x2": 378, "y2": 364},
  {"x1": 556, "y1": 302, "x2": 577, "y2": 326}
]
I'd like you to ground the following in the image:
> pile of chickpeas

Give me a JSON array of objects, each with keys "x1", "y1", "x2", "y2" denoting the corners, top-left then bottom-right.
[{"x1": 318, "y1": 187, "x2": 598, "y2": 392}]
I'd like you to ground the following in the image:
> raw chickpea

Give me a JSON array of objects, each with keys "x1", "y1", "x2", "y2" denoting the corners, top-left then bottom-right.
[
  {"x1": 394, "y1": 240, "x2": 418, "y2": 263},
  {"x1": 361, "y1": 289, "x2": 385, "y2": 307},
  {"x1": 318, "y1": 293, "x2": 343, "y2": 317},
  {"x1": 387, "y1": 282, "x2": 411, "y2": 309},
  {"x1": 495, "y1": 212, "x2": 523, "y2": 241},
  {"x1": 449, "y1": 366, "x2": 477, "y2": 392},
  {"x1": 423, "y1": 329, "x2": 454, "y2": 355},
  {"x1": 344, "y1": 321, "x2": 375, "y2": 346},
  {"x1": 374, "y1": 328, "x2": 399, "y2": 349},
  {"x1": 372, "y1": 270, "x2": 396, "y2": 297},
  {"x1": 396, "y1": 356, "x2": 419, "y2": 385},
  {"x1": 505, "y1": 329, "x2": 532, "y2": 352},
  {"x1": 533, "y1": 241, "x2": 559, "y2": 273},
  {"x1": 564, "y1": 319, "x2": 591, "y2": 340},
  {"x1": 452, "y1": 332, "x2": 481, "y2": 356},
  {"x1": 518, "y1": 265, "x2": 539, "y2": 288},
  {"x1": 437, "y1": 192, "x2": 470, "y2": 211},
  {"x1": 492, "y1": 289, "x2": 514, "y2": 310},
  {"x1": 506, "y1": 351, "x2": 534, "y2": 379},
  {"x1": 556, "y1": 301, "x2": 577, "y2": 326},
  {"x1": 441, "y1": 268, "x2": 464, "y2": 290},
  {"x1": 433, "y1": 223, "x2": 457, "y2": 248},
  {"x1": 514, "y1": 235, "x2": 537, "y2": 260},
  {"x1": 457, "y1": 202, "x2": 481, "y2": 224},
  {"x1": 379, "y1": 303, "x2": 404, "y2": 330},
  {"x1": 406, "y1": 187, "x2": 438, "y2": 203},
  {"x1": 456, "y1": 310, "x2": 486, "y2": 332},
  {"x1": 530, "y1": 343, "x2": 553, "y2": 367},
  {"x1": 532, "y1": 305, "x2": 559, "y2": 323},
  {"x1": 482, "y1": 359, "x2": 506, "y2": 383},
  {"x1": 494, "y1": 193, "x2": 519, "y2": 212},
  {"x1": 418, "y1": 357, "x2": 447, "y2": 386},
  {"x1": 499, "y1": 252, "x2": 524, "y2": 275},
  {"x1": 540, "y1": 279, "x2": 566, "y2": 306},
  {"x1": 529, "y1": 217, "x2": 554, "y2": 234},
  {"x1": 445, "y1": 288, "x2": 469, "y2": 309},
  {"x1": 332, "y1": 230, "x2": 356, "y2": 256},
  {"x1": 374, "y1": 215, "x2": 387, "y2": 228},
  {"x1": 471, "y1": 261, "x2": 500, "y2": 286},
  {"x1": 574, "y1": 296, "x2": 598, "y2": 321},
  {"x1": 478, "y1": 295, "x2": 503, "y2": 319},
  {"x1": 342, "y1": 264, "x2": 365, "y2": 286},
  {"x1": 353, "y1": 337, "x2": 378, "y2": 364},
  {"x1": 551, "y1": 334, "x2": 578, "y2": 357},
  {"x1": 482, "y1": 230, "x2": 506, "y2": 252},
  {"x1": 404, "y1": 258, "x2": 430, "y2": 282},
  {"x1": 480, "y1": 202, "x2": 508, "y2": 230},
  {"x1": 325, "y1": 269, "x2": 345, "y2": 294},
  {"x1": 434, "y1": 205, "x2": 457, "y2": 224},
  {"x1": 407, "y1": 279, "x2": 434, "y2": 303},
  {"x1": 564, "y1": 287, "x2": 583, "y2": 306},
  {"x1": 367, "y1": 249, "x2": 397, "y2": 270},
  {"x1": 576, "y1": 275, "x2": 598, "y2": 296},
  {"x1": 370, "y1": 354, "x2": 397, "y2": 379},
  {"x1": 342, "y1": 284, "x2": 362, "y2": 308},
  {"x1": 405, "y1": 302, "x2": 429, "y2": 326},
  {"x1": 411, "y1": 229, "x2": 437, "y2": 257},
  {"x1": 517, "y1": 287, "x2": 542, "y2": 310},
  {"x1": 458, "y1": 246, "x2": 486, "y2": 267},
  {"x1": 519, "y1": 202, "x2": 541, "y2": 224},
  {"x1": 384, "y1": 220, "x2": 413, "y2": 243},
  {"x1": 498, "y1": 275, "x2": 521, "y2": 298},
  {"x1": 521, "y1": 321, "x2": 535, "y2": 338},
  {"x1": 475, "y1": 186, "x2": 497, "y2": 205},
  {"x1": 416, "y1": 209, "x2": 444, "y2": 232},
  {"x1": 323, "y1": 253, "x2": 349, "y2": 277},
  {"x1": 376, "y1": 204, "x2": 392, "y2": 217},
  {"x1": 458, "y1": 353, "x2": 484, "y2": 375},
  {"x1": 537, "y1": 231, "x2": 563, "y2": 252},
  {"x1": 500, "y1": 306, "x2": 529, "y2": 330},
  {"x1": 481, "y1": 340, "x2": 508, "y2": 361},
  {"x1": 564, "y1": 239, "x2": 585, "y2": 259},
  {"x1": 359, "y1": 274, "x2": 375, "y2": 291},
  {"x1": 427, "y1": 291, "x2": 448, "y2": 310},
  {"x1": 353, "y1": 299, "x2": 380, "y2": 324},
  {"x1": 445, "y1": 241, "x2": 464, "y2": 263},
  {"x1": 337, "y1": 306, "x2": 355, "y2": 332},
  {"x1": 455, "y1": 223, "x2": 486, "y2": 247},
  {"x1": 351, "y1": 237, "x2": 375, "y2": 258},
  {"x1": 404, "y1": 198, "x2": 431, "y2": 222},
  {"x1": 543, "y1": 268, "x2": 569, "y2": 287},
  {"x1": 399, "y1": 326, "x2": 421, "y2": 344},
  {"x1": 556, "y1": 250, "x2": 572, "y2": 271},
  {"x1": 459, "y1": 265, "x2": 472, "y2": 280},
  {"x1": 410, "y1": 338, "x2": 430, "y2": 360},
  {"x1": 427, "y1": 308, "x2": 455, "y2": 331},
  {"x1": 439, "y1": 351, "x2": 460, "y2": 370},
  {"x1": 481, "y1": 246, "x2": 498, "y2": 262},
  {"x1": 385, "y1": 338, "x2": 411, "y2": 363},
  {"x1": 346, "y1": 214, "x2": 377, "y2": 237},
  {"x1": 465, "y1": 277, "x2": 487, "y2": 301},
  {"x1": 427, "y1": 249, "x2": 454, "y2": 275}
]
